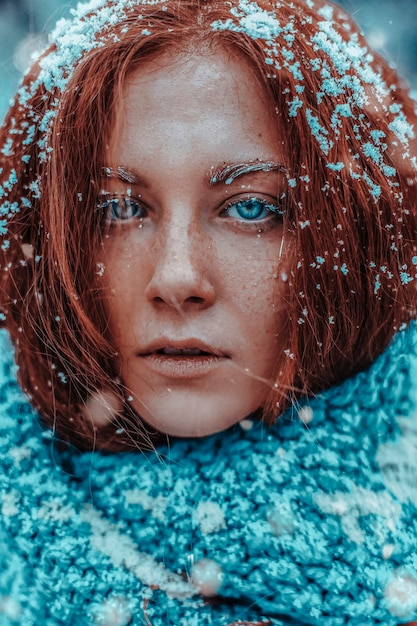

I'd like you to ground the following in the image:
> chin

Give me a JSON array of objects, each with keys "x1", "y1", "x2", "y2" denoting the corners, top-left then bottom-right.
[
  {"x1": 127, "y1": 385, "x2": 266, "y2": 439},
  {"x1": 148, "y1": 416, "x2": 239, "y2": 439},
  {"x1": 136, "y1": 403, "x2": 247, "y2": 439}
]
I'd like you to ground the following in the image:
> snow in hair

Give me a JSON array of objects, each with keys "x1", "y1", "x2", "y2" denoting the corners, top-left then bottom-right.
[{"x1": 3, "y1": 0, "x2": 416, "y2": 203}]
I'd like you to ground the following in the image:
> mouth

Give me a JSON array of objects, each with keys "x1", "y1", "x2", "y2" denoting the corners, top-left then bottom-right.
[
  {"x1": 139, "y1": 339, "x2": 228, "y2": 359},
  {"x1": 138, "y1": 341, "x2": 229, "y2": 378},
  {"x1": 153, "y1": 347, "x2": 215, "y2": 357}
]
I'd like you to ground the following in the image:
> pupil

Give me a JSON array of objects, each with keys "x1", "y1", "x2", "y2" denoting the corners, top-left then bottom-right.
[{"x1": 238, "y1": 199, "x2": 263, "y2": 219}]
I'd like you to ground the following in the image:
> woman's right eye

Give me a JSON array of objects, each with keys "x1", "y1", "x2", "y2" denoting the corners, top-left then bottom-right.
[{"x1": 98, "y1": 195, "x2": 146, "y2": 222}]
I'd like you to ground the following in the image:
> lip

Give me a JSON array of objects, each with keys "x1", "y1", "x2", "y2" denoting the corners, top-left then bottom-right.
[
  {"x1": 138, "y1": 338, "x2": 228, "y2": 358},
  {"x1": 137, "y1": 339, "x2": 229, "y2": 379}
]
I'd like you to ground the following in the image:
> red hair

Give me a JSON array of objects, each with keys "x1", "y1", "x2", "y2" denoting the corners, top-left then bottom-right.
[{"x1": 0, "y1": 0, "x2": 416, "y2": 450}]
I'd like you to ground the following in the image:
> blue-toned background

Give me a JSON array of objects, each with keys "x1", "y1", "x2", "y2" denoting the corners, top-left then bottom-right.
[{"x1": 1, "y1": 0, "x2": 417, "y2": 123}]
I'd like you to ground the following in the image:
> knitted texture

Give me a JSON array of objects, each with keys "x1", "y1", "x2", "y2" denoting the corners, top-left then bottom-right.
[{"x1": 1, "y1": 326, "x2": 417, "y2": 625}]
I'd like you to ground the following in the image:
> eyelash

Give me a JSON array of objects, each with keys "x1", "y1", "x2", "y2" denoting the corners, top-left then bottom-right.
[
  {"x1": 97, "y1": 194, "x2": 285, "y2": 230},
  {"x1": 220, "y1": 197, "x2": 284, "y2": 230},
  {"x1": 98, "y1": 195, "x2": 146, "y2": 222}
]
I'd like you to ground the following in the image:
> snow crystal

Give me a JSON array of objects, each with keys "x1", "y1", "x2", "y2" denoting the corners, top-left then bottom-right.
[
  {"x1": 212, "y1": 0, "x2": 281, "y2": 41},
  {"x1": 194, "y1": 500, "x2": 226, "y2": 534},
  {"x1": 317, "y1": 5, "x2": 333, "y2": 21},
  {"x1": 124, "y1": 489, "x2": 167, "y2": 522},
  {"x1": 288, "y1": 96, "x2": 303, "y2": 117},
  {"x1": 306, "y1": 109, "x2": 332, "y2": 155},
  {"x1": 316, "y1": 485, "x2": 401, "y2": 545},
  {"x1": 362, "y1": 172, "x2": 381, "y2": 200},
  {"x1": 326, "y1": 162, "x2": 344, "y2": 172}
]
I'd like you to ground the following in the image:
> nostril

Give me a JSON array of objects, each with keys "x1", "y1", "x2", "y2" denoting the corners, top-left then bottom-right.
[
  {"x1": 188, "y1": 296, "x2": 205, "y2": 304},
  {"x1": 151, "y1": 295, "x2": 204, "y2": 304}
]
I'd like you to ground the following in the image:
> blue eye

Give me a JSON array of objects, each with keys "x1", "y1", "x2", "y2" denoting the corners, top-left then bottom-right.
[
  {"x1": 98, "y1": 195, "x2": 145, "y2": 221},
  {"x1": 224, "y1": 197, "x2": 283, "y2": 221}
]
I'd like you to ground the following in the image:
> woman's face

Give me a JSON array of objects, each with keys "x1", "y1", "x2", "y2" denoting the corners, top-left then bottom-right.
[{"x1": 101, "y1": 48, "x2": 291, "y2": 437}]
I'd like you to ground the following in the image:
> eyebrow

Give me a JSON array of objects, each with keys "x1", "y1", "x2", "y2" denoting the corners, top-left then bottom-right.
[
  {"x1": 101, "y1": 166, "x2": 145, "y2": 186},
  {"x1": 209, "y1": 161, "x2": 288, "y2": 186},
  {"x1": 101, "y1": 161, "x2": 288, "y2": 188}
]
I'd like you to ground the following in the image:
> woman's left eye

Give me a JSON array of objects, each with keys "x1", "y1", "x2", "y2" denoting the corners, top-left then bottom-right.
[
  {"x1": 98, "y1": 195, "x2": 145, "y2": 222},
  {"x1": 222, "y1": 197, "x2": 283, "y2": 222}
]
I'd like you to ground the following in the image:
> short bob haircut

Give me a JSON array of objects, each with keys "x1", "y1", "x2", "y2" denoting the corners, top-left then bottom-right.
[{"x1": 0, "y1": 0, "x2": 416, "y2": 450}]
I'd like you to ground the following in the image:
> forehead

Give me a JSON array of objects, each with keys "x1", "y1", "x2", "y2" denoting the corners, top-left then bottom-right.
[
  {"x1": 107, "y1": 49, "x2": 285, "y2": 172},
  {"x1": 120, "y1": 45, "x2": 273, "y2": 115}
]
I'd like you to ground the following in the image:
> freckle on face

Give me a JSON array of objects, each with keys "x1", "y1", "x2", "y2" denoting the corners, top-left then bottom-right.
[{"x1": 100, "y1": 48, "x2": 291, "y2": 438}]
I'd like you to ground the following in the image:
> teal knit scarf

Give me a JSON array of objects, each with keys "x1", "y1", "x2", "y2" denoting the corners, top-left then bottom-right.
[{"x1": 1, "y1": 325, "x2": 417, "y2": 625}]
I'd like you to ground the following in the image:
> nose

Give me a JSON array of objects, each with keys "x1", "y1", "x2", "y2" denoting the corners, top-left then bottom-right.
[{"x1": 144, "y1": 218, "x2": 216, "y2": 311}]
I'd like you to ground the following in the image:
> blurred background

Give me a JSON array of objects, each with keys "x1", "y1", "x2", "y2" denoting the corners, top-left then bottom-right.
[{"x1": 1, "y1": 0, "x2": 417, "y2": 123}]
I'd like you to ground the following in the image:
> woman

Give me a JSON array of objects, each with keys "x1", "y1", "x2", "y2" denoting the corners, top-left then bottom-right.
[{"x1": 0, "y1": 0, "x2": 416, "y2": 624}]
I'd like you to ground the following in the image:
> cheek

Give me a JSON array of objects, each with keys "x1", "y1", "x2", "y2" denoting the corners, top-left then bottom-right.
[
  {"x1": 99, "y1": 240, "x2": 147, "y2": 341},
  {"x1": 221, "y1": 246, "x2": 291, "y2": 383},
  {"x1": 223, "y1": 236, "x2": 290, "y2": 320}
]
